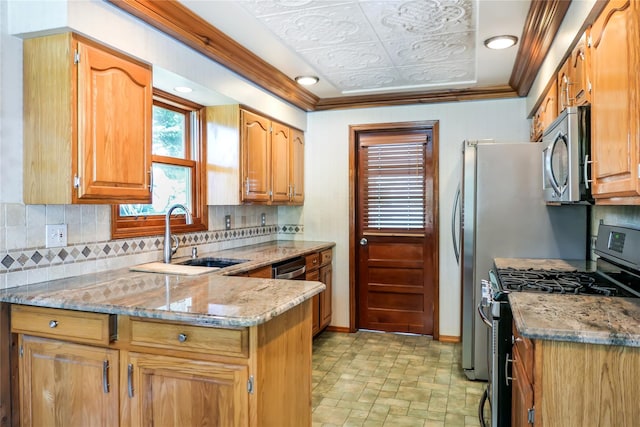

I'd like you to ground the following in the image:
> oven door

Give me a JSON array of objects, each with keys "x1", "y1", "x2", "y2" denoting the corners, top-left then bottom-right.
[{"x1": 478, "y1": 271, "x2": 512, "y2": 427}]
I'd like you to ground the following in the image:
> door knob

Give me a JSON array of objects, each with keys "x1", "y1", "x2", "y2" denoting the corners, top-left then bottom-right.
[{"x1": 360, "y1": 238, "x2": 368, "y2": 246}]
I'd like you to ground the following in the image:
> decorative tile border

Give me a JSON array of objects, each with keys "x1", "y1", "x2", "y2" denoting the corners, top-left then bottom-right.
[{"x1": 0, "y1": 224, "x2": 303, "y2": 274}]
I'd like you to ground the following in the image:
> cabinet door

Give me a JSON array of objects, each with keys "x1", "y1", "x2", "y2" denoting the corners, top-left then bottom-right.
[
  {"x1": 540, "y1": 82, "x2": 558, "y2": 132},
  {"x1": 241, "y1": 110, "x2": 271, "y2": 203},
  {"x1": 76, "y1": 39, "x2": 152, "y2": 203},
  {"x1": 570, "y1": 31, "x2": 591, "y2": 106},
  {"x1": 306, "y1": 270, "x2": 321, "y2": 336},
  {"x1": 591, "y1": 0, "x2": 640, "y2": 199},
  {"x1": 19, "y1": 335, "x2": 119, "y2": 427},
  {"x1": 124, "y1": 352, "x2": 249, "y2": 427},
  {"x1": 557, "y1": 60, "x2": 571, "y2": 113},
  {"x1": 319, "y1": 264, "x2": 332, "y2": 329},
  {"x1": 271, "y1": 121, "x2": 291, "y2": 203},
  {"x1": 290, "y1": 129, "x2": 305, "y2": 204},
  {"x1": 511, "y1": 346, "x2": 534, "y2": 427}
]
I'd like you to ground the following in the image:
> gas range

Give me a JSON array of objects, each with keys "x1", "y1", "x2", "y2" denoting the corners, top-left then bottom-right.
[
  {"x1": 494, "y1": 223, "x2": 640, "y2": 300},
  {"x1": 479, "y1": 224, "x2": 640, "y2": 427},
  {"x1": 495, "y1": 265, "x2": 640, "y2": 298}
]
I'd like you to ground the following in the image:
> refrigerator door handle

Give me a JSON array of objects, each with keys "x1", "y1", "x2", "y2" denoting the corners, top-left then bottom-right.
[{"x1": 451, "y1": 183, "x2": 461, "y2": 264}]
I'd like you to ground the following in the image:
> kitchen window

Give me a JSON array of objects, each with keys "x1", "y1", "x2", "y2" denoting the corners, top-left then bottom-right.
[{"x1": 111, "y1": 89, "x2": 207, "y2": 238}]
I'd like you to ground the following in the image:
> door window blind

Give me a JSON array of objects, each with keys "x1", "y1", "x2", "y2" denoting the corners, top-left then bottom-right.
[{"x1": 360, "y1": 136, "x2": 427, "y2": 233}]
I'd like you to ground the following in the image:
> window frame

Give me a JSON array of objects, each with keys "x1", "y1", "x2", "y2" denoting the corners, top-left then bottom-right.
[{"x1": 111, "y1": 89, "x2": 207, "y2": 239}]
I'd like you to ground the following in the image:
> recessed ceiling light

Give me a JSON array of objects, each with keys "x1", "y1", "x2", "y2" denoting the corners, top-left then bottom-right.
[
  {"x1": 174, "y1": 86, "x2": 193, "y2": 93},
  {"x1": 484, "y1": 35, "x2": 518, "y2": 50},
  {"x1": 295, "y1": 76, "x2": 319, "y2": 86}
]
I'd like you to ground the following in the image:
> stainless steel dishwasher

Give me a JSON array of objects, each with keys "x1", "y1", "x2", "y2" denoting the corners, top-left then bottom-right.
[{"x1": 272, "y1": 257, "x2": 306, "y2": 279}]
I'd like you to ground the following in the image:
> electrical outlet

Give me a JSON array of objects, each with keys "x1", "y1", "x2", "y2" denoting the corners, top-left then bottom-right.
[
  {"x1": 224, "y1": 214, "x2": 231, "y2": 230},
  {"x1": 261, "y1": 213, "x2": 266, "y2": 226},
  {"x1": 46, "y1": 224, "x2": 68, "y2": 248}
]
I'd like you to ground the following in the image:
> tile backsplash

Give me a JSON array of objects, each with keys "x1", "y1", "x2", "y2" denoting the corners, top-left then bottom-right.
[{"x1": 0, "y1": 203, "x2": 304, "y2": 289}]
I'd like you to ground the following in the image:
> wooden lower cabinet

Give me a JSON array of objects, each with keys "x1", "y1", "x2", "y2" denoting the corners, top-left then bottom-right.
[
  {"x1": 123, "y1": 352, "x2": 249, "y2": 426},
  {"x1": 10, "y1": 301, "x2": 312, "y2": 427},
  {"x1": 306, "y1": 248, "x2": 333, "y2": 337},
  {"x1": 511, "y1": 330, "x2": 640, "y2": 426},
  {"x1": 18, "y1": 335, "x2": 119, "y2": 427}
]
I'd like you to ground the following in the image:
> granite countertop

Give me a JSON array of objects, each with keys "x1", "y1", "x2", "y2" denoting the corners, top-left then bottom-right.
[
  {"x1": 0, "y1": 241, "x2": 334, "y2": 327},
  {"x1": 496, "y1": 257, "x2": 640, "y2": 347}
]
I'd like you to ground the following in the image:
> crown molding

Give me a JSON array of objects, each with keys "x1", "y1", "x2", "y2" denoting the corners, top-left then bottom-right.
[
  {"x1": 315, "y1": 85, "x2": 519, "y2": 111},
  {"x1": 510, "y1": 0, "x2": 572, "y2": 97},
  {"x1": 108, "y1": 0, "x2": 561, "y2": 111}
]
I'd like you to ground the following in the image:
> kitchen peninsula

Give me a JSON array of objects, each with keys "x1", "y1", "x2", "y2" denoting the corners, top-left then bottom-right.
[{"x1": 0, "y1": 240, "x2": 334, "y2": 427}]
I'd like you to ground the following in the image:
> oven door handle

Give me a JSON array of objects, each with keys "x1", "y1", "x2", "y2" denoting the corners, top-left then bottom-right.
[{"x1": 477, "y1": 303, "x2": 492, "y2": 328}]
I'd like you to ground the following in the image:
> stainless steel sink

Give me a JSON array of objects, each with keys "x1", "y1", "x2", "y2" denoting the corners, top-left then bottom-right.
[{"x1": 177, "y1": 257, "x2": 247, "y2": 268}]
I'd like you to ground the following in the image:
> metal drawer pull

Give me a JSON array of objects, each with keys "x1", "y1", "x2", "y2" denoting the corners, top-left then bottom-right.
[
  {"x1": 505, "y1": 353, "x2": 514, "y2": 386},
  {"x1": 178, "y1": 333, "x2": 188, "y2": 343},
  {"x1": 102, "y1": 360, "x2": 110, "y2": 393},
  {"x1": 49, "y1": 320, "x2": 58, "y2": 328},
  {"x1": 127, "y1": 363, "x2": 134, "y2": 398}
]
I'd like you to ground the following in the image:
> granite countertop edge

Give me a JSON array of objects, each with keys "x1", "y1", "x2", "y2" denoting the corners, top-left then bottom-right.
[{"x1": 0, "y1": 240, "x2": 334, "y2": 327}]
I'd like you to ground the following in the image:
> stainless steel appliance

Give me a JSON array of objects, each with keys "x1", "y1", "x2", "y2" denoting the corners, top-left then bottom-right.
[
  {"x1": 480, "y1": 223, "x2": 640, "y2": 427},
  {"x1": 272, "y1": 257, "x2": 306, "y2": 279},
  {"x1": 542, "y1": 106, "x2": 592, "y2": 203},
  {"x1": 458, "y1": 140, "x2": 588, "y2": 382}
]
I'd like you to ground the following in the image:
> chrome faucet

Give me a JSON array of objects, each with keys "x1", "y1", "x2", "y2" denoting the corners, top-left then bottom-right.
[{"x1": 163, "y1": 204, "x2": 193, "y2": 263}]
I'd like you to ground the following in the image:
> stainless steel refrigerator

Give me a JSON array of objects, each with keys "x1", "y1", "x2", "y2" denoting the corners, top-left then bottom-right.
[{"x1": 456, "y1": 140, "x2": 587, "y2": 381}]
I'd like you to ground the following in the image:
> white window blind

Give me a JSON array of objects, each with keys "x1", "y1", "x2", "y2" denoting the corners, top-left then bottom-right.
[{"x1": 360, "y1": 137, "x2": 427, "y2": 233}]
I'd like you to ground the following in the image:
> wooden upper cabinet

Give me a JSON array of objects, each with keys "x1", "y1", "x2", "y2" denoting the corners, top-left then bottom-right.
[
  {"x1": 23, "y1": 33, "x2": 152, "y2": 204},
  {"x1": 241, "y1": 110, "x2": 272, "y2": 203},
  {"x1": 590, "y1": 0, "x2": 640, "y2": 201},
  {"x1": 290, "y1": 129, "x2": 305, "y2": 205},
  {"x1": 531, "y1": 80, "x2": 558, "y2": 141},
  {"x1": 207, "y1": 105, "x2": 305, "y2": 205},
  {"x1": 570, "y1": 31, "x2": 591, "y2": 107},
  {"x1": 271, "y1": 121, "x2": 291, "y2": 203},
  {"x1": 558, "y1": 31, "x2": 592, "y2": 113}
]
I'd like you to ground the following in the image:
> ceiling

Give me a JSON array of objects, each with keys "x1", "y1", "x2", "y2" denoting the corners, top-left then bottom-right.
[
  {"x1": 108, "y1": 0, "x2": 572, "y2": 111},
  {"x1": 179, "y1": 0, "x2": 529, "y2": 99}
]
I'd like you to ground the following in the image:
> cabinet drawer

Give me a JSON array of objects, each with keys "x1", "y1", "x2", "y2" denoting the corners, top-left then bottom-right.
[
  {"x1": 11, "y1": 305, "x2": 115, "y2": 345},
  {"x1": 320, "y1": 249, "x2": 332, "y2": 267},
  {"x1": 127, "y1": 318, "x2": 249, "y2": 358},
  {"x1": 305, "y1": 253, "x2": 320, "y2": 272}
]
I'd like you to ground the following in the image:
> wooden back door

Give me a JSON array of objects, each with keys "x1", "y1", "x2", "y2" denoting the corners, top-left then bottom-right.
[{"x1": 353, "y1": 123, "x2": 438, "y2": 336}]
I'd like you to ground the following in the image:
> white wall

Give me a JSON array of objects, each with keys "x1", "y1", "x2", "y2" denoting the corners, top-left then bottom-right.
[{"x1": 303, "y1": 98, "x2": 530, "y2": 337}]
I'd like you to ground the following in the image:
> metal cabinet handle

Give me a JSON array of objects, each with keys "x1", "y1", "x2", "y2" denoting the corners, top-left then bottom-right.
[
  {"x1": 102, "y1": 360, "x2": 110, "y2": 393},
  {"x1": 178, "y1": 333, "x2": 188, "y2": 343},
  {"x1": 127, "y1": 363, "x2": 134, "y2": 398},
  {"x1": 584, "y1": 154, "x2": 592, "y2": 190},
  {"x1": 245, "y1": 177, "x2": 250, "y2": 195},
  {"x1": 506, "y1": 353, "x2": 514, "y2": 386},
  {"x1": 49, "y1": 320, "x2": 58, "y2": 328},
  {"x1": 360, "y1": 238, "x2": 368, "y2": 246}
]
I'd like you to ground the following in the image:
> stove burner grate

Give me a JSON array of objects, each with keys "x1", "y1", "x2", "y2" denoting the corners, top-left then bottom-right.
[{"x1": 496, "y1": 268, "x2": 621, "y2": 296}]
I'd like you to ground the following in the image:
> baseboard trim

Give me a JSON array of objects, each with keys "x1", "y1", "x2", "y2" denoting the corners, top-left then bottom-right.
[
  {"x1": 438, "y1": 335, "x2": 461, "y2": 343},
  {"x1": 324, "y1": 326, "x2": 351, "y2": 333}
]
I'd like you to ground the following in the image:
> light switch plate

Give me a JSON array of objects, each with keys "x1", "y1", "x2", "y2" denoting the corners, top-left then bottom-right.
[{"x1": 46, "y1": 224, "x2": 67, "y2": 248}]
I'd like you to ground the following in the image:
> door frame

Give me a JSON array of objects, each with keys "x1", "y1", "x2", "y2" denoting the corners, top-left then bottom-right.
[{"x1": 348, "y1": 121, "x2": 440, "y2": 339}]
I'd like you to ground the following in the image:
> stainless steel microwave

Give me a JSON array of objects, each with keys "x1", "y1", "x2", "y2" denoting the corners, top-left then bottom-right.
[{"x1": 542, "y1": 106, "x2": 592, "y2": 203}]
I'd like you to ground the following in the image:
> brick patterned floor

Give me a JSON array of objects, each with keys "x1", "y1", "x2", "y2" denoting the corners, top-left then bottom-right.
[{"x1": 312, "y1": 330, "x2": 488, "y2": 427}]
